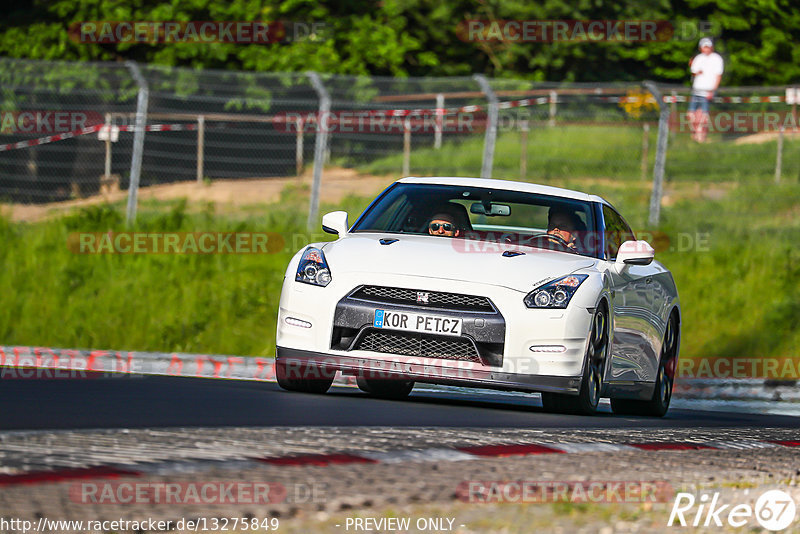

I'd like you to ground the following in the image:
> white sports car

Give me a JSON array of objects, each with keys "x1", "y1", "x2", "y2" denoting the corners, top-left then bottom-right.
[{"x1": 276, "y1": 177, "x2": 680, "y2": 416}]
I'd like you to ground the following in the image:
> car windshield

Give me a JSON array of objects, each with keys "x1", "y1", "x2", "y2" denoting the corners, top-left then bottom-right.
[{"x1": 351, "y1": 183, "x2": 600, "y2": 257}]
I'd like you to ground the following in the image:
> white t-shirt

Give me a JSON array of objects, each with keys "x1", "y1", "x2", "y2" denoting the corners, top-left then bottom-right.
[{"x1": 691, "y1": 52, "x2": 724, "y2": 96}]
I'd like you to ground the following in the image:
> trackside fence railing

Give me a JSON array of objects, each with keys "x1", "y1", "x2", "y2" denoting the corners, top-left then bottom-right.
[{"x1": 0, "y1": 58, "x2": 797, "y2": 226}]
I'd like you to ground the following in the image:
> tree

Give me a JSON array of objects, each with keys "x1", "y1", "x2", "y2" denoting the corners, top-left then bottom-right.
[{"x1": 1, "y1": 0, "x2": 799, "y2": 85}]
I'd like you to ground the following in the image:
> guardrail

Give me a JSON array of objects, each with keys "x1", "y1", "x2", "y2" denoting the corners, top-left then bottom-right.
[{"x1": 3, "y1": 345, "x2": 797, "y2": 415}]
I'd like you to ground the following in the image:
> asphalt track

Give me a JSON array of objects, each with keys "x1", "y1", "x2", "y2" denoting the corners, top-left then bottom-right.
[{"x1": 1, "y1": 374, "x2": 799, "y2": 430}]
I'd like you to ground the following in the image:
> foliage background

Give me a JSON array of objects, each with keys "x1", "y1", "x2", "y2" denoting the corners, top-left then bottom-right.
[{"x1": 2, "y1": 0, "x2": 800, "y2": 85}]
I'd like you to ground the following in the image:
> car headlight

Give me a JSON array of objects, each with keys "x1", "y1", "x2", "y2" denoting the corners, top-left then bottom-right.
[
  {"x1": 295, "y1": 247, "x2": 332, "y2": 287},
  {"x1": 524, "y1": 274, "x2": 588, "y2": 309}
]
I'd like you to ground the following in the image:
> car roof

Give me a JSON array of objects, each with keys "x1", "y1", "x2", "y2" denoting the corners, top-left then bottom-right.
[{"x1": 398, "y1": 176, "x2": 609, "y2": 204}]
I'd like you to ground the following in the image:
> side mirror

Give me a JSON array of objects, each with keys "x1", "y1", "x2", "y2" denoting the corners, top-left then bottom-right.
[
  {"x1": 322, "y1": 211, "x2": 349, "y2": 236},
  {"x1": 615, "y1": 240, "x2": 654, "y2": 266}
]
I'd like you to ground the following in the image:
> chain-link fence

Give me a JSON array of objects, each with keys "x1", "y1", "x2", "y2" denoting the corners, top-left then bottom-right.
[
  {"x1": 1, "y1": 57, "x2": 797, "y2": 226},
  {"x1": 0, "y1": 59, "x2": 138, "y2": 203}
]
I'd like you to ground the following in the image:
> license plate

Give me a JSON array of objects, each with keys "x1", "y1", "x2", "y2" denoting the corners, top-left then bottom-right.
[{"x1": 373, "y1": 309, "x2": 462, "y2": 336}]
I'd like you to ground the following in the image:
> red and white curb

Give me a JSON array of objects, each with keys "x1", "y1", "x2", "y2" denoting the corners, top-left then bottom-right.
[{"x1": 1, "y1": 439, "x2": 798, "y2": 487}]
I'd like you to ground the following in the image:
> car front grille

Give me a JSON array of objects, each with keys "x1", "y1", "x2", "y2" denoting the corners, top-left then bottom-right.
[
  {"x1": 350, "y1": 285, "x2": 494, "y2": 312},
  {"x1": 354, "y1": 329, "x2": 481, "y2": 363}
]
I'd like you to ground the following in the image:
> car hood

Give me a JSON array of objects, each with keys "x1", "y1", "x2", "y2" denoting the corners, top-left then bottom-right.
[{"x1": 321, "y1": 233, "x2": 597, "y2": 293}]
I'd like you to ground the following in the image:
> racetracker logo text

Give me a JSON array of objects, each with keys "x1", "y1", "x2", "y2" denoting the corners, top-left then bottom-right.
[
  {"x1": 460, "y1": 480, "x2": 674, "y2": 503},
  {"x1": 69, "y1": 21, "x2": 325, "y2": 44},
  {"x1": 273, "y1": 111, "x2": 478, "y2": 135},
  {"x1": 0, "y1": 111, "x2": 103, "y2": 134},
  {"x1": 68, "y1": 232, "x2": 284, "y2": 254},
  {"x1": 672, "y1": 112, "x2": 800, "y2": 134},
  {"x1": 458, "y1": 20, "x2": 674, "y2": 42}
]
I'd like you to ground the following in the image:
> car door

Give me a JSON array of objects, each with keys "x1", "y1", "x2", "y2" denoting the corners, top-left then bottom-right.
[{"x1": 602, "y1": 205, "x2": 659, "y2": 384}]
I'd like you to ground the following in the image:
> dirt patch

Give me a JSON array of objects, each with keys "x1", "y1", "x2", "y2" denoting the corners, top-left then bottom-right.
[
  {"x1": 733, "y1": 129, "x2": 800, "y2": 145},
  {"x1": 661, "y1": 181, "x2": 736, "y2": 207},
  {"x1": 2, "y1": 167, "x2": 398, "y2": 223},
  {"x1": 2, "y1": 169, "x2": 736, "y2": 222}
]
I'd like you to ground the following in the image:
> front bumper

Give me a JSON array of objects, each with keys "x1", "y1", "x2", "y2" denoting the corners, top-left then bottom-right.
[
  {"x1": 330, "y1": 287, "x2": 506, "y2": 367},
  {"x1": 277, "y1": 273, "x2": 594, "y2": 381},
  {"x1": 276, "y1": 346, "x2": 583, "y2": 394}
]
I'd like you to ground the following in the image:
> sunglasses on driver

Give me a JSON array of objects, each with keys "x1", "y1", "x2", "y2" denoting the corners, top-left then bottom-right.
[{"x1": 429, "y1": 222, "x2": 454, "y2": 232}]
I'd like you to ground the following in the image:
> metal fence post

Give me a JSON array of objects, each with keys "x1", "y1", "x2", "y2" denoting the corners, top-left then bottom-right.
[
  {"x1": 104, "y1": 112, "x2": 112, "y2": 179},
  {"x1": 549, "y1": 91, "x2": 558, "y2": 127},
  {"x1": 403, "y1": 118, "x2": 411, "y2": 176},
  {"x1": 641, "y1": 122, "x2": 650, "y2": 180},
  {"x1": 520, "y1": 119, "x2": 529, "y2": 180},
  {"x1": 775, "y1": 125, "x2": 784, "y2": 184},
  {"x1": 434, "y1": 93, "x2": 444, "y2": 149},
  {"x1": 307, "y1": 72, "x2": 330, "y2": 231},
  {"x1": 125, "y1": 61, "x2": 149, "y2": 225},
  {"x1": 670, "y1": 90, "x2": 678, "y2": 118},
  {"x1": 196, "y1": 115, "x2": 205, "y2": 183},
  {"x1": 644, "y1": 81, "x2": 670, "y2": 227},
  {"x1": 473, "y1": 74, "x2": 498, "y2": 179},
  {"x1": 296, "y1": 117, "x2": 304, "y2": 176}
]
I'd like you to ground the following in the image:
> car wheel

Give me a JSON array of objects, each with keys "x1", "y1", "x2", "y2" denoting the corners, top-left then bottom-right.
[
  {"x1": 541, "y1": 304, "x2": 609, "y2": 415},
  {"x1": 611, "y1": 312, "x2": 678, "y2": 417},
  {"x1": 275, "y1": 359, "x2": 335, "y2": 394},
  {"x1": 356, "y1": 377, "x2": 415, "y2": 399}
]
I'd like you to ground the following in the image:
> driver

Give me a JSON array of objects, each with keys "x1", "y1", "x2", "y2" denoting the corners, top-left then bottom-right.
[
  {"x1": 547, "y1": 208, "x2": 580, "y2": 250},
  {"x1": 427, "y1": 212, "x2": 461, "y2": 238}
]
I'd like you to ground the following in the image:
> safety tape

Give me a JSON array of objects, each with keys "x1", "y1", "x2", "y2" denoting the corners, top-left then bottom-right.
[
  {"x1": 663, "y1": 95, "x2": 785, "y2": 104},
  {"x1": 0, "y1": 122, "x2": 198, "y2": 153},
  {"x1": 0, "y1": 93, "x2": 788, "y2": 152}
]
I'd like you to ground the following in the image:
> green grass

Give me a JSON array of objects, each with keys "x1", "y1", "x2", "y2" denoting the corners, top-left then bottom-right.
[
  {"x1": 657, "y1": 184, "x2": 800, "y2": 359},
  {"x1": 352, "y1": 125, "x2": 800, "y2": 184},
  {"x1": 1, "y1": 129, "x2": 799, "y2": 361},
  {"x1": 0, "y1": 193, "x2": 371, "y2": 357}
]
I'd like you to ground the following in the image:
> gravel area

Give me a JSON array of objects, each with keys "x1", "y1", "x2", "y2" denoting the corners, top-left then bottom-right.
[
  {"x1": 2, "y1": 426, "x2": 799, "y2": 475},
  {"x1": 1, "y1": 427, "x2": 799, "y2": 532}
]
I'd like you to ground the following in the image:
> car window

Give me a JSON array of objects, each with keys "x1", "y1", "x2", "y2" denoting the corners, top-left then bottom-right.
[
  {"x1": 352, "y1": 183, "x2": 601, "y2": 258},
  {"x1": 370, "y1": 192, "x2": 408, "y2": 231},
  {"x1": 602, "y1": 205, "x2": 635, "y2": 260}
]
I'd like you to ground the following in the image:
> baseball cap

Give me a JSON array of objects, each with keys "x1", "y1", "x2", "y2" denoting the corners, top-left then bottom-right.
[{"x1": 699, "y1": 37, "x2": 713, "y2": 48}]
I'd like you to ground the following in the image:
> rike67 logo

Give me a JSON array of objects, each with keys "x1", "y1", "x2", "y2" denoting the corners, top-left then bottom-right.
[{"x1": 669, "y1": 490, "x2": 796, "y2": 531}]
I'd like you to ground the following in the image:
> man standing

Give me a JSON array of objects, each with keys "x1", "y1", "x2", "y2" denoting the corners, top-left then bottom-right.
[{"x1": 688, "y1": 37, "x2": 724, "y2": 142}]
